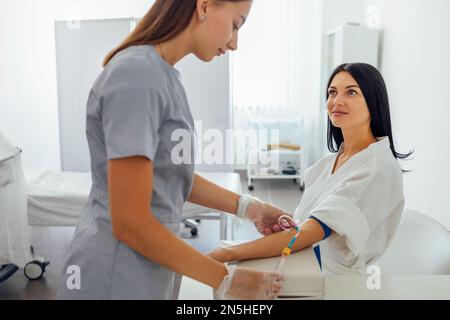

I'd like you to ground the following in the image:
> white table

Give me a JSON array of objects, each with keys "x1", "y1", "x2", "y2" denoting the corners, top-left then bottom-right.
[
  {"x1": 324, "y1": 275, "x2": 450, "y2": 300},
  {"x1": 177, "y1": 275, "x2": 450, "y2": 300}
]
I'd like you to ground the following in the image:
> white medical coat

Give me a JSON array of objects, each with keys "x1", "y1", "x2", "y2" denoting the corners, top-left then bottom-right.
[{"x1": 295, "y1": 137, "x2": 404, "y2": 274}]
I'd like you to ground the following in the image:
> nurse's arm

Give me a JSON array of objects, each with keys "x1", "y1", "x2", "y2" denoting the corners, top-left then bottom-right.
[
  {"x1": 187, "y1": 174, "x2": 240, "y2": 214},
  {"x1": 109, "y1": 157, "x2": 228, "y2": 289},
  {"x1": 208, "y1": 218, "x2": 326, "y2": 263}
]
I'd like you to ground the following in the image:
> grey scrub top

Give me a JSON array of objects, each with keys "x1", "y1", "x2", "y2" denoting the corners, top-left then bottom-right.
[{"x1": 57, "y1": 45, "x2": 195, "y2": 300}]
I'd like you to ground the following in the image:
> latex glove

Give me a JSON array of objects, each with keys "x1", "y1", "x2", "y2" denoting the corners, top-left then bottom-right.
[
  {"x1": 237, "y1": 195, "x2": 297, "y2": 235},
  {"x1": 215, "y1": 265, "x2": 284, "y2": 300}
]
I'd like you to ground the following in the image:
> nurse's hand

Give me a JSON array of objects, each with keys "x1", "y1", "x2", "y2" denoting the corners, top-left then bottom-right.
[
  {"x1": 238, "y1": 195, "x2": 297, "y2": 235},
  {"x1": 215, "y1": 265, "x2": 284, "y2": 300}
]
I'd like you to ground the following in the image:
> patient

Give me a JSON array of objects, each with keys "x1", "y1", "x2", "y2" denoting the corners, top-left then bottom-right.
[{"x1": 208, "y1": 63, "x2": 412, "y2": 275}]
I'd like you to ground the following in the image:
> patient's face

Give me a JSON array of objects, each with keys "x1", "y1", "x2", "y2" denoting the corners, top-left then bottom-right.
[{"x1": 327, "y1": 72, "x2": 371, "y2": 131}]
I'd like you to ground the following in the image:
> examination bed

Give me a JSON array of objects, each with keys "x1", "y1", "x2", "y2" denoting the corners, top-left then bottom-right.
[{"x1": 24, "y1": 169, "x2": 242, "y2": 239}]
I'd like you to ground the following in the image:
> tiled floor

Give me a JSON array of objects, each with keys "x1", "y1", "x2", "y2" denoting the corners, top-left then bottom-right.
[{"x1": 0, "y1": 172, "x2": 303, "y2": 300}]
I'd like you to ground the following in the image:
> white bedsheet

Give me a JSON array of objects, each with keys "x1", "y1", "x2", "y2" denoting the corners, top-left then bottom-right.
[
  {"x1": 24, "y1": 169, "x2": 91, "y2": 226},
  {"x1": 24, "y1": 169, "x2": 242, "y2": 227}
]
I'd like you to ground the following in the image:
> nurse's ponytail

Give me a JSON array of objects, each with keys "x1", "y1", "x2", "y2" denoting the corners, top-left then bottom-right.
[
  {"x1": 103, "y1": 0, "x2": 195, "y2": 67},
  {"x1": 103, "y1": 0, "x2": 250, "y2": 67}
]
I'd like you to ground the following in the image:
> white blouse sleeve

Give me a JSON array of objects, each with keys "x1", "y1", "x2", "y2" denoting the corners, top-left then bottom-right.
[{"x1": 310, "y1": 160, "x2": 404, "y2": 256}]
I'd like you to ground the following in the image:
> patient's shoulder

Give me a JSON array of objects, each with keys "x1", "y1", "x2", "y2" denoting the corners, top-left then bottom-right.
[{"x1": 303, "y1": 153, "x2": 336, "y2": 186}]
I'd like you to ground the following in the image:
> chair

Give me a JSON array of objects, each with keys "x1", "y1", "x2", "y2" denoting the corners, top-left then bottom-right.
[{"x1": 376, "y1": 209, "x2": 450, "y2": 275}]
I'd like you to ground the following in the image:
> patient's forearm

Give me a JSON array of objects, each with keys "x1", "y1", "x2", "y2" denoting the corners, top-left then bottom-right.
[
  {"x1": 228, "y1": 218, "x2": 325, "y2": 261},
  {"x1": 188, "y1": 174, "x2": 240, "y2": 215}
]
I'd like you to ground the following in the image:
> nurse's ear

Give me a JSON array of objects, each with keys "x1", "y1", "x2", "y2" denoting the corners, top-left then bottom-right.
[{"x1": 196, "y1": 0, "x2": 209, "y2": 22}]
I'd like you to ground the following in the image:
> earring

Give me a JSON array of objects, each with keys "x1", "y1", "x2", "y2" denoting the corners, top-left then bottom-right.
[{"x1": 200, "y1": 15, "x2": 206, "y2": 21}]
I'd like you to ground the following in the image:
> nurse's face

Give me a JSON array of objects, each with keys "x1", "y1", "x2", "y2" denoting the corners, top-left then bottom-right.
[
  {"x1": 192, "y1": 0, "x2": 252, "y2": 62},
  {"x1": 327, "y1": 71, "x2": 372, "y2": 131}
]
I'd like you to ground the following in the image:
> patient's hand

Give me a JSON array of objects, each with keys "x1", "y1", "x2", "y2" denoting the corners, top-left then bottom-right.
[{"x1": 207, "y1": 247, "x2": 236, "y2": 263}]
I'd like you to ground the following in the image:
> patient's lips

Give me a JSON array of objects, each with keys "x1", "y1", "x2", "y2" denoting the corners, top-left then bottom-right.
[{"x1": 332, "y1": 110, "x2": 349, "y2": 118}]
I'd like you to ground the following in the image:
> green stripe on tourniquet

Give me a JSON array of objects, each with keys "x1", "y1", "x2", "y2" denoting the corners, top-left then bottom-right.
[{"x1": 287, "y1": 227, "x2": 301, "y2": 249}]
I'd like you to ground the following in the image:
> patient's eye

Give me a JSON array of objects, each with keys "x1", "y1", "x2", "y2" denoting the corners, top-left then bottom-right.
[
  {"x1": 328, "y1": 89, "x2": 337, "y2": 96},
  {"x1": 348, "y1": 89, "x2": 357, "y2": 96}
]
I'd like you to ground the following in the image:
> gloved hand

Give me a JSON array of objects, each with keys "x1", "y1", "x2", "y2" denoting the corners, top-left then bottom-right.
[
  {"x1": 215, "y1": 265, "x2": 285, "y2": 300},
  {"x1": 237, "y1": 195, "x2": 297, "y2": 235}
]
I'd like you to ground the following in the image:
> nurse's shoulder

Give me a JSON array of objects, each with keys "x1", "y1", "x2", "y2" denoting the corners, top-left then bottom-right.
[{"x1": 94, "y1": 45, "x2": 169, "y2": 95}]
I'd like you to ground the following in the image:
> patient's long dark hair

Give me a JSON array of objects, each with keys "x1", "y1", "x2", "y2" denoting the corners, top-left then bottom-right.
[{"x1": 326, "y1": 63, "x2": 413, "y2": 171}]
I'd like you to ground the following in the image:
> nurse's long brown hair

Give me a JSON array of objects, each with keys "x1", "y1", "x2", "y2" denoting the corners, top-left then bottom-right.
[{"x1": 103, "y1": 0, "x2": 249, "y2": 67}]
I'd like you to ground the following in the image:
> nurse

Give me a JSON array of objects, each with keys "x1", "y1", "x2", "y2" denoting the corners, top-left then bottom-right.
[
  {"x1": 208, "y1": 63, "x2": 412, "y2": 275},
  {"x1": 57, "y1": 0, "x2": 288, "y2": 300}
]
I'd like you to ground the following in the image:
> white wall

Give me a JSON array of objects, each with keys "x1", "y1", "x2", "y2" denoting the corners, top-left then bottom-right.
[
  {"x1": 321, "y1": 0, "x2": 366, "y2": 32},
  {"x1": 0, "y1": 0, "x2": 320, "y2": 171},
  {"x1": 0, "y1": 0, "x2": 154, "y2": 170},
  {"x1": 319, "y1": 0, "x2": 450, "y2": 229},
  {"x1": 1, "y1": 0, "x2": 232, "y2": 172},
  {"x1": 361, "y1": 0, "x2": 450, "y2": 229}
]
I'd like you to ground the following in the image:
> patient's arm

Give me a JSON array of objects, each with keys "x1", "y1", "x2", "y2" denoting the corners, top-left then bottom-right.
[{"x1": 208, "y1": 218, "x2": 327, "y2": 263}]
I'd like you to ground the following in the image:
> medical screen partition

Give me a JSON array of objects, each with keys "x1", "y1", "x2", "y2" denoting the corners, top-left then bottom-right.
[{"x1": 55, "y1": 18, "x2": 137, "y2": 172}]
